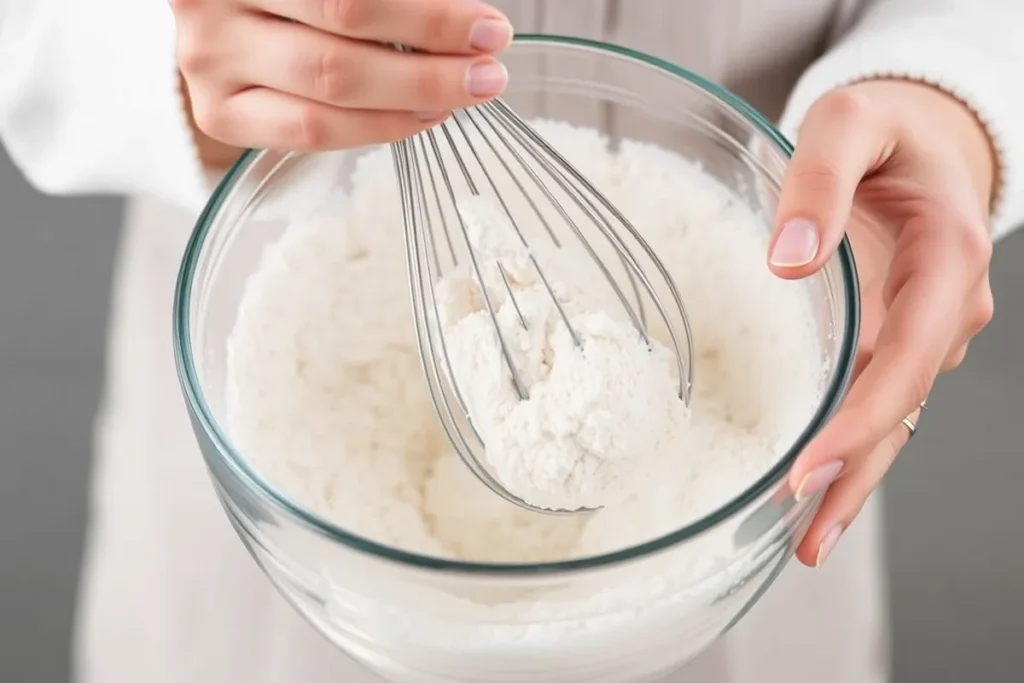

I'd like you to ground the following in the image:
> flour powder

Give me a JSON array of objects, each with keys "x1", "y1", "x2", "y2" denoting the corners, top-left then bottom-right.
[
  {"x1": 224, "y1": 120, "x2": 826, "y2": 677},
  {"x1": 437, "y1": 193, "x2": 687, "y2": 511}
]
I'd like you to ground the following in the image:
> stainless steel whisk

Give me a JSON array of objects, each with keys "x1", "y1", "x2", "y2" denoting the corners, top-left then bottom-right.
[{"x1": 392, "y1": 97, "x2": 695, "y2": 515}]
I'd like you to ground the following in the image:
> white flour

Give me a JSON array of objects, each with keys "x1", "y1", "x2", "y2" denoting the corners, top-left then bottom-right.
[
  {"x1": 437, "y1": 194, "x2": 687, "y2": 510},
  {"x1": 225, "y1": 121, "x2": 825, "y2": 674}
]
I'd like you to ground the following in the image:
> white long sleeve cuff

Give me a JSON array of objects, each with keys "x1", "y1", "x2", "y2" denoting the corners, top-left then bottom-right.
[
  {"x1": 778, "y1": 0, "x2": 1024, "y2": 242},
  {"x1": 0, "y1": 0, "x2": 206, "y2": 211}
]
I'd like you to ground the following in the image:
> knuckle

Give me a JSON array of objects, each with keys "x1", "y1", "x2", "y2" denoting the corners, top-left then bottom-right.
[
  {"x1": 189, "y1": 95, "x2": 227, "y2": 139},
  {"x1": 289, "y1": 106, "x2": 329, "y2": 150},
  {"x1": 413, "y1": 63, "x2": 449, "y2": 107},
  {"x1": 423, "y1": 3, "x2": 460, "y2": 48},
  {"x1": 309, "y1": 47, "x2": 358, "y2": 103},
  {"x1": 958, "y1": 220, "x2": 994, "y2": 267},
  {"x1": 321, "y1": 0, "x2": 370, "y2": 33},
  {"x1": 811, "y1": 87, "x2": 874, "y2": 127},
  {"x1": 877, "y1": 365, "x2": 933, "y2": 420},
  {"x1": 972, "y1": 287, "x2": 995, "y2": 332},
  {"x1": 168, "y1": 0, "x2": 204, "y2": 14},
  {"x1": 790, "y1": 157, "x2": 843, "y2": 196},
  {"x1": 941, "y1": 345, "x2": 968, "y2": 372},
  {"x1": 906, "y1": 372, "x2": 934, "y2": 410},
  {"x1": 175, "y1": 28, "x2": 212, "y2": 74}
]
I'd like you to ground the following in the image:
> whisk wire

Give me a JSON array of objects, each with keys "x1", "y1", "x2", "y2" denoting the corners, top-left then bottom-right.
[
  {"x1": 423, "y1": 127, "x2": 531, "y2": 400},
  {"x1": 404, "y1": 138, "x2": 476, "y2": 433},
  {"x1": 466, "y1": 104, "x2": 647, "y2": 347},
  {"x1": 483, "y1": 99, "x2": 693, "y2": 402},
  {"x1": 414, "y1": 135, "x2": 457, "y2": 271},
  {"x1": 397, "y1": 134, "x2": 584, "y2": 514},
  {"x1": 394, "y1": 95, "x2": 696, "y2": 513},
  {"x1": 466, "y1": 104, "x2": 647, "y2": 334},
  {"x1": 439, "y1": 121, "x2": 531, "y2": 331},
  {"x1": 447, "y1": 112, "x2": 577, "y2": 346},
  {"x1": 395, "y1": 139, "x2": 524, "y2": 503}
]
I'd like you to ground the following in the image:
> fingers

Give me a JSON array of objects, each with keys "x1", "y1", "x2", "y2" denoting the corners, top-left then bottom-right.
[
  {"x1": 790, "y1": 217, "x2": 965, "y2": 504},
  {"x1": 173, "y1": 0, "x2": 512, "y2": 151},
  {"x1": 794, "y1": 412, "x2": 918, "y2": 566},
  {"x1": 246, "y1": 0, "x2": 513, "y2": 54},
  {"x1": 789, "y1": 212, "x2": 993, "y2": 566},
  {"x1": 769, "y1": 89, "x2": 893, "y2": 278},
  {"x1": 942, "y1": 343, "x2": 969, "y2": 372},
  {"x1": 227, "y1": 16, "x2": 508, "y2": 110},
  {"x1": 962, "y1": 277, "x2": 996, "y2": 341},
  {"x1": 940, "y1": 281, "x2": 993, "y2": 371},
  {"x1": 196, "y1": 87, "x2": 446, "y2": 150}
]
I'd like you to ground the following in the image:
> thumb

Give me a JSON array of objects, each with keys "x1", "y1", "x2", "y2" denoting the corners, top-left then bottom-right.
[{"x1": 769, "y1": 90, "x2": 891, "y2": 279}]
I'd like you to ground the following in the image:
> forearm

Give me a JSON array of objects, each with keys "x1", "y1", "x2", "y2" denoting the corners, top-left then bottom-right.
[{"x1": 779, "y1": 0, "x2": 1024, "y2": 240}]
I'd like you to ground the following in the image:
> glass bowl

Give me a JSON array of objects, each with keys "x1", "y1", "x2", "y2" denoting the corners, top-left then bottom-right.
[{"x1": 174, "y1": 35, "x2": 859, "y2": 683}]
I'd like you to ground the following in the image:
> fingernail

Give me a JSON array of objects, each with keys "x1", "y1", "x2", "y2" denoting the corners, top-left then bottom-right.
[
  {"x1": 770, "y1": 218, "x2": 819, "y2": 267},
  {"x1": 470, "y1": 18, "x2": 513, "y2": 53},
  {"x1": 794, "y1": 461, "x2": 843, "y2": 502},
  {"x1": 466, "y1": 60, "x2": 508, "y2": 98},
  {"x1": 414, "y1": 110, "x2": 446, "y2": 122},
  {"x1": 815, "y1": 525, "x2": 844, "y2": 567}
]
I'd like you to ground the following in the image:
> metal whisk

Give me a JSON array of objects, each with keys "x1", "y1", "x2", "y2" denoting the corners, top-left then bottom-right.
[{"x1": 392, "y1": 97, "x2": 695, "y2": 515}]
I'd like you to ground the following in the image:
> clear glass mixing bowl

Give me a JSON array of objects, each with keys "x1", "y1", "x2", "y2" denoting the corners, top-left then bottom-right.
[{"x1": 174, "y1": 36, "x2": 859, "y2": 683}]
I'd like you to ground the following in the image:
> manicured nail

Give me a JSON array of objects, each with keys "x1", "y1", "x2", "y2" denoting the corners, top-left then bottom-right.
[
  {"x1": 815, "y1": 525, "x2": 844, "y2": 567},
  {"x1": 794, "y1": 461, "x2": 843, "y2": 502},
  {"x1": 470, "y1": 17, "x2": 513, "y2": 53},
  {"x1": 466, "y1": 60, "x2": 508, "y2": 98},
  {"x1": 414, "y1": 110, "x2": 446, "y2": 122},
  {"x1": 770, "y1": 218, "x2": 819, "y2": 267}
]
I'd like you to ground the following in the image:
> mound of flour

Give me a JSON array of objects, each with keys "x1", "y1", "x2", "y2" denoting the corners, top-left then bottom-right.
[
  {"x1": 226, "y1": 120, "x2": 823, "y2": 565},
  {"x1": 436, "y1": 194, "x2": 687, "y2": 511}
]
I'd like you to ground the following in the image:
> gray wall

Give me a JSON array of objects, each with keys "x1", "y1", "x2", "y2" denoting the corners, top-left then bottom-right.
[
  {"x1": 0, "y1": 150, "x2": 121, "y2": 683},
  {"x1": 0, "y1": 145, "x2": 1020, "y2": 682}
]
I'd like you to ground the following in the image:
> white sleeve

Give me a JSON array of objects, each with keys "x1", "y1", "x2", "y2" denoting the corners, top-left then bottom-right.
[
  {"x1": 0, "y1": 0, "x2": 206, "y2": 210},
  {"x1": 778, "y1": 0, "x2": 1024, "y2": 242}
]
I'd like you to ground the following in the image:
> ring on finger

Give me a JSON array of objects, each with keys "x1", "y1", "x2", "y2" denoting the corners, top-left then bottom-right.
[{"x1": 901, "y1": 400, "x2": 928, "y2": 440}]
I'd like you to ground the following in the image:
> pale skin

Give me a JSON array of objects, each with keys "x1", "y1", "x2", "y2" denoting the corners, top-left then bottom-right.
[{"x1": 172, "y1": 0, "x2": 997, "y2": 568}]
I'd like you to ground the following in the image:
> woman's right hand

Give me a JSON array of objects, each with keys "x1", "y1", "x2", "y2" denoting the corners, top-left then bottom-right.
[{"x1": 171, "y1": 0, "x2": 513, "y2": 152}]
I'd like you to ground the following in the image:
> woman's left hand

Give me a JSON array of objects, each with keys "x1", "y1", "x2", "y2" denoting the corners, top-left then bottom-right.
[{"x1": 769, "y1": 79, "x2": 997, "y2": 567}]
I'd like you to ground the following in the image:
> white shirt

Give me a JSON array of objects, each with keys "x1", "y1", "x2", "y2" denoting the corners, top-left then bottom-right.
[
  {"x1": 2, "y1": 0, "x2": 1023, "y2": 234},
  {"x1": 1, "y1": 2, "x2": 1022, "y2": 683}
]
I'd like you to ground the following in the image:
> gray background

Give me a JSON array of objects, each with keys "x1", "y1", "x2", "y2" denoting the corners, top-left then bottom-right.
[{"x1": 0, "y1": 144, "x2": 1021, "y2": 682}]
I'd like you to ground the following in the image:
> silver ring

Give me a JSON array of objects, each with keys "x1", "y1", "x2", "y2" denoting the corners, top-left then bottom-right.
[{"x1": 902, "y1": 401, "x2": 928, "y2": 440}]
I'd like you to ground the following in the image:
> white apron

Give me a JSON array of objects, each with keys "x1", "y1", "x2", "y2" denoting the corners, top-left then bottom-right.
[{"x1": 73, "y1": 1, "x2": 890, "y2": 681}]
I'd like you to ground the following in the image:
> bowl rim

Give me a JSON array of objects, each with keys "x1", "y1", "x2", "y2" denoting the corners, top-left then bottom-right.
[{"x1": 173, "y1": 34, "x2": 861, "y2": 576}]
